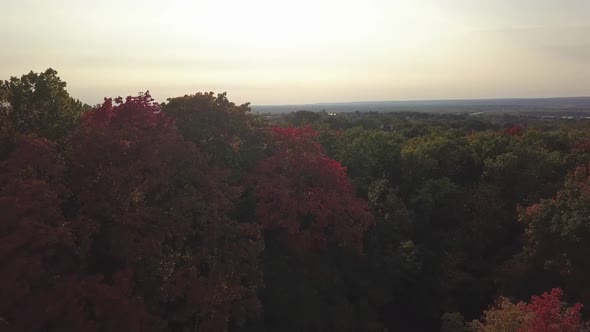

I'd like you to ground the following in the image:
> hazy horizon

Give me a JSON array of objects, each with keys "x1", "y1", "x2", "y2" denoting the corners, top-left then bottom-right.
[
  {"x1": 2, "y1": 0, "x2": 589, "y2": 105},
  {"x1": 252, "y1": 95, "x2": 590, "y2": 107}
]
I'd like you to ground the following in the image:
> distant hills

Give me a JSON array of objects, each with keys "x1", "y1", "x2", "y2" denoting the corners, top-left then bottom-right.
[{"x1": 252, "y1": 97, "x2": 590, "y2": 114}]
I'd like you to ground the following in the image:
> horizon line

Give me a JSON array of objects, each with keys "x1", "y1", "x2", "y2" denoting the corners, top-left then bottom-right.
[{"x1": 251, "y1": 95, "x2": 590, "y2": 107}]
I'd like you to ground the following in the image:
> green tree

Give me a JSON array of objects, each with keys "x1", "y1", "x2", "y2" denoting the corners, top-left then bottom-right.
[
  {"x1": 162, "y1": 92, "x2": 269, "y2": 174},
  {"x1": 483, "y1": 140, "x2": 565, "y2": 205},
  {"x1": 401, "y1": 129, "x2": 475, "y2": 194},
  {"x1": 467, "y1": 130, "x2": 509, "y2": 168},
  {"x1": 520, "y1": 163, "x2": 590, "y2": 303},
  {"x1": 0, "y1": 68, "x2": 88, "y2": 157},
  {"x1": 286, "y1": 110, "x2": 321, "y2": 126},
  {"x1": 331, "y1": 127, "x2": 403, "y2": 196}
]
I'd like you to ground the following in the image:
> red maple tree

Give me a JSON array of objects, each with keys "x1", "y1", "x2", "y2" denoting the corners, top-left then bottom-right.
[
  {"x1": 505, "y1": 125, "x2": 524, "y2": 136},
  {"x1": 518, "y1": 288, "x2": 584, "y2": 332},
  {"x1": 70, "y1": 93, "x2": 263, "y2": 330},
  {"x1": 0, "y1": 136, "x2": 159, "y2": 331},
  {"x1": 0, "y1": 94, "x2": 263, "y2": 331},
  {"x1": 253, "y1": 126, "x2": 374, "y2": 253}
]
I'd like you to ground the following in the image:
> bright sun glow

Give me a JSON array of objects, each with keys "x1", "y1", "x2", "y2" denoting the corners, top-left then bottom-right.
[
  {"x1": 159, "y1": 0, "x2": 443, "y2": 57},
  {"x1": 1, "y1": 0, "x2": 589, "y2": 104}
]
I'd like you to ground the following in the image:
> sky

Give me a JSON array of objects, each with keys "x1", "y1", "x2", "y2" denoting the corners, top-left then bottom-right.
[{"x1": 1, "y1": 0, "x2": 589, "y2": 105}]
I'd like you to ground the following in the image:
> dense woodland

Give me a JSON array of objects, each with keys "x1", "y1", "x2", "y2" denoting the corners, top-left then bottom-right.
[{"x1": 2, "y1": 69, "x2": 590, "y2": 331}]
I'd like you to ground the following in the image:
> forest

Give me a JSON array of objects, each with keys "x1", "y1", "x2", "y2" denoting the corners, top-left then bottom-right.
[{"x1": 2, "y1": 69, "x2": 590, "y2": 332}]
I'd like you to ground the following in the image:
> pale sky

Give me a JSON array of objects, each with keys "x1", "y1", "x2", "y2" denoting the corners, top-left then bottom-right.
[{"x1": 1, "y1": 0, "x2": 589, "y2": 105}]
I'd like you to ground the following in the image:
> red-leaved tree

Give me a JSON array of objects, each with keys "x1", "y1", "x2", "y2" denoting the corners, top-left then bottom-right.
[
  {"x1": 518, "y1": 288, "x2": 584, "y2": 332},
  {"x1": 0, "y1": 93, "x2": 263, "y2": 331},
  {"x1": 469, "y1": 288, "x2": 586, "y2": 332},
  {"x1": 69, "y1": 93, "x2": 263, "y2": 330},
  {"x1": 505, "y1": 125, "x2": 524, "y2": 136},
  {"x1": 0, "y1": 136, "x2": 159, "y2": 331},
  {"x1": 253, "y1": 126, "x2": 374, "y2": 253}
]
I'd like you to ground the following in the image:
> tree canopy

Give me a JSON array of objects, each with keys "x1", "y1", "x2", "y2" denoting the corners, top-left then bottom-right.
[{"x1": 2, "y1": 69, "x2": 590, "y2": 331}]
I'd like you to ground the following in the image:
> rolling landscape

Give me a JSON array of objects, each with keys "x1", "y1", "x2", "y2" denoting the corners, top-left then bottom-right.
[{"x1": 1, "y1": 0, "x2": 590, "y2": 331}]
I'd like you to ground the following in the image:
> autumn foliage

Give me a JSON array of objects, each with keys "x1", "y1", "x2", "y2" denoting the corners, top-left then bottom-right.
[
  {"x1": 470, "y1": 288, "x2": 586, "y2": 332},
  {"x1": 0, "y1": 136, "x2": 159, "y2": 331},
  {"x1": 5, "y1": 69, "x2": 590, "y2": 331},
  {"x1": 253, "y1": 126, "x2": 374, "y2": 253},
  {"x1": 505, "y1": 125, "x2": 524, "y2": 136},
  {"x1": 521, "y1": 288, "x2": 585, "y2": 332},
  {"x1": 0, "y1": 94, "x2": 263, "y2": 331}
]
